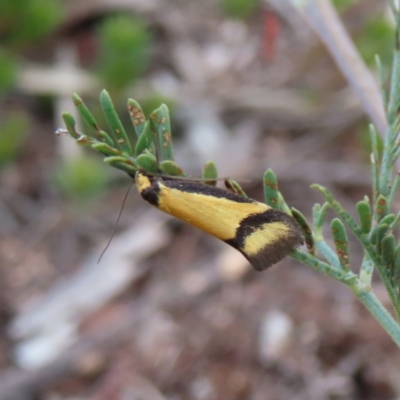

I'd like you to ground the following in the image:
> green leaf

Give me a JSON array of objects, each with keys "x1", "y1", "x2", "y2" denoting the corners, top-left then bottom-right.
[
  {"x1": 263, "y1": 169, "x2": 279, "y2": 209},
  {"x1": 150, "y1": 104, "x2": 174, "y2": 162},
  {"x1": 313, "y1": 202, "x2": 330, "y2": 235},
  {"x1": 134, "y1": 120, "x2": 153, "y2": 156},
  {"x1": 103, "y1": 155, "x2": 136, "y2": 169},
  {"x1": 73, "y1": 93, "x2": 114, "y2": 146},
  {"x1": 160, "y1": 160, "x2": 185, "y2": 176},
  {"x1": 357, "y1": 200, "x2": 372, "y2": 234},
  {"x1": 331, "y1": 218, "x2": 350, "y2": 270},
  {"x1": 100, "y1": 90, "x2": 132, "y2": 154},
  {"x1": 224, "y1": 178, "x2": 247, "y2": 198},
  {"x1": 91, "y1": 143, "x2": 121, "y2": 156},
  {"x1": 391, "y1": 212, "x2": 400, "y2": 230},
  {"x1": 375, "y1": 224, "x2": 390, "y2": 254},
  {"x1": 136, "y1": 153, "x2": 159, "y2": 173},
  {"x1": 62, "y1": 113, "x2": 80, "y2": 140},
  {"x1": 380, "y1": 214, "x2": 396, "y2": 226},
  {"x1": 128, "y1": 98, "x2": 146, "y2": 138},
  {"x1": 202, "y1": 161, "x2": 218, "y2": 186},
  {"x1": 375, "y1": 194, "x2": 389, "y2": 221},
  {"x1": 369, "y1": 124, "x2": 380, "y2": 210},
  {"x1": 382, "y1": 234, "x2": 395, "y2": 271}
]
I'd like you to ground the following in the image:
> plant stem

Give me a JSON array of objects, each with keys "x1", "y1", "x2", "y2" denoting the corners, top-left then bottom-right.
[
  {"x1": 350, "y1": 280, "x2": 400, "y2": 347},
  {"x1": 292, "y1": 249, "x2": 354, "y2": 283},
  {"x1": 294, "y1": 249, "x2": 400, "y2": 348},
  {"x1": 315, "y1": 240, "x2": 340, "y2": 269},
  {"x1": 359, "y1": 255, "x2": 374, "y2": 286}
]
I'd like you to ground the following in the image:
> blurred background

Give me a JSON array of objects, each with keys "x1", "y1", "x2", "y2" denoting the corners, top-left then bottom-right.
[{"x1": 0, "y1": 0, "x2": 399, "y2": 399}]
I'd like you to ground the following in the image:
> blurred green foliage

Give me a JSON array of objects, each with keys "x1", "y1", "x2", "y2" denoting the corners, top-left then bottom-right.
[
  {"x1": 0, "y1": 51, "x2": 17, "y2": 91},
  {"x1": 220, "y1": 0, "x2": 258, "y2": 19},
  {"x1": 332, "y1": 0, "x2": 356, "y2": 13},
  {"x1": 0, "y1": 0, "x2": 64, "y2": 92},
  {"x1": 0, "y1": 111, "x2": 28, "y2": 167},
  {"x1": 96, "y1": 16, "x2": 152, "y2": 91},
  {"x1": 356, "y1": 16, "x2": 394, "y2": 67},
  {"x1": 0, "y1": 0, "x2": 63, "y2": 47},
  {"x1": 53, "y1": 156, "x2": 109, "y2": 202}
]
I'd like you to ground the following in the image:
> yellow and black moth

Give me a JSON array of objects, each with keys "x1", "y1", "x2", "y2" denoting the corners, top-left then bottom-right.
[{"x1": 136, "y1": 170, "x2": 304, "y2": 271}]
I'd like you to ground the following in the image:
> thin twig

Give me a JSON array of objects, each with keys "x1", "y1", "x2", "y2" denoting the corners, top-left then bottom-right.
[{"x1": 287, "y1": 0, "x2": 387, "y2": 136}]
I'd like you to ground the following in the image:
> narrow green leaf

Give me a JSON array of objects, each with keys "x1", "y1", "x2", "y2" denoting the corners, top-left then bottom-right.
[
  {"x1": 387, "y1": 40, "x2": 400, "y2": 125},
  {"x1": 388, "y1": 172, "x2": 400, "y2": 208},
  {"x1": 277, "y1": 192, "x2": 291, "y2": 214},
  {"x1": 150, "y1": 104, "x2": 174, "y2": 162},
  {"x1": 391, "y1": 143, "x2": 400, "y2": 162},
  {"x1": 382, "y1": 234, "x2": 395, "y2": 271},
  {"x1": 369, "y1": 124, "x2": 380, "y2": 211},
  {"x1": 369, "y1": 124, "x2": 380, "y2": 162},
  {"x1": 375, "y1": 224, "x2": 390, "y2": 254},
  {"x1": 100, "y1": 89, "x2": 132, "y2": 154},
  {"x1": 312, "y1": 185, "x2": 364, "y2": 237},
  {"x1": 104, "y1": 156, "x2": 137, "y2": 170},
  {"x1": 375, "y1": 194, "x2": 389, "y2": 221},
  {"x1": 109, "y1": 161, "x2": 137, "y2": 175},
  {"x1": 225, "y1": 179, "x2": 247, "y2": 198},
  {"x1": 371, "y1": 223, "x2": 390, "y2": 246},
  {"x1": 92, "y1": 143, "x2": 121, "y2": 156},
  {"x1": 73, "y1": 93, "x2": 97, "y2": 127},
  {"x1": 380, "y1": 214, "x2": 396, "y2": 226},
  {"x1": 375, "y1": 54, "x2": 387, "y2": 110},
  {"x1": 331, "y1": 218, "x2": 350, "y2": 270},
  {"x1": 315, "y1": 202, "x2": 330, "y2": 230},
  {"x1": 97, "y1": 130, "x2": 115, "y2": 147},
  {"x1": 76, "y1": 135, "x2": 99, "y2": 146},
  {"x1": 391, "y1": 212, "x2": 400, "y2": 229},
  {"x1": 62, "y1": 113, "x2": 80, "y2": 139},
  {"x1": 128, "y1": 98, "x2": 146, "y2": 138},
  {"x1": 357, "y1": 200, "x2": 372, "y2": 234},
  {"x1": 202, "y1": 161, "x2": 218, "y2": 186},
  {"x1": 136, "y1": 153, "x2": 159, "y2": 173},
  {"x1": 134, "y1": 121, "x2": 153, "y2": 156},
  {"x1": 312, "y1": 203, "x2": 321, "y2": 225},
  {"x1": 263, "y1": 169, "x2": 279, "y2": 209},
  {"x1": 72, "y1": 93, "x2": 114, "y2": 146},
  {"x1": 160, "y1": 160, "x2": 185, "y2": 176},
  {"x1": 312, "y1": 184, "x2": 384, "y2": 273}
]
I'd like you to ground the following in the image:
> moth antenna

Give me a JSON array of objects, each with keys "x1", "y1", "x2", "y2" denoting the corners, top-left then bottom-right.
[{"x1": 97, "y1": 182, "x2": 134, "y2": 263}]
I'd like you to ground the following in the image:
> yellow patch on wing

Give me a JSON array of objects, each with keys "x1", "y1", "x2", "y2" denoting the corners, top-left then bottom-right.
[
  {"x1": 242, "y1": 222, "x2": 291, "y2": 256},
  {"x1": 136, "y1": 172, "x2": 152, "y2": 191},
  {"x1": 157, "y1": 182, "x2": 270, "y2": 241}
]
